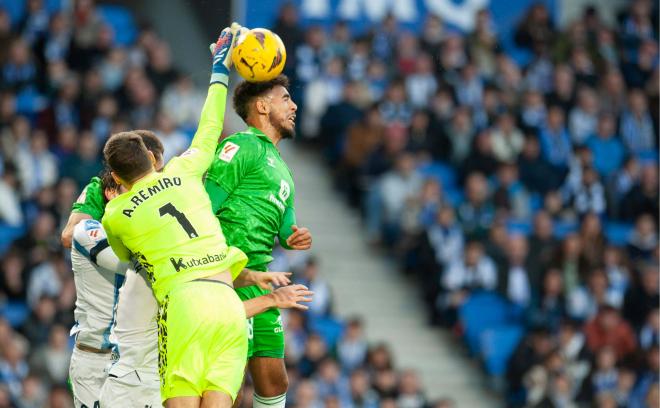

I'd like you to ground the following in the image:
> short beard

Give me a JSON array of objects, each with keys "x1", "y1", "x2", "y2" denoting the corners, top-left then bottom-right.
[{"x1": 273, "y1": 119, "x2": 295, "y2": 140}]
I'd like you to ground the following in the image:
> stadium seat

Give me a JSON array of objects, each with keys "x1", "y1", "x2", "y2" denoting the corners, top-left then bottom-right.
[
  {"x1": 459, "y1": 291, "x2": 516, "y2": 354},
  {"x1": 0, "y1": 224, "x2": 25, "y2": 255},
  {"x1": 506, "y1": 219, "x2": 532, "y2": 236},
  {"x1": 418, "y1": 161, "x2": 457, "y2": 190},
  {"x1": 636, "y1": 149, "x2": 659, "y2": 165},
  {"x1": 0, "y1": 0, "x2": 26, "y2": 26},
  {"x1": 97, "y1": 5, "x2": 137, "y2": 46},
  {"x1": 604, "y1": 221, "x2": 634, "y2": 246},
  {"x1": 480, "y1": 325, "x2": 525, "y2": 376},
  {"x1": 308, "y1": 315, "x2": 345, "y2": 348},
  {"x1": 1, "y1": 301, "x2": 29, "y2": 328},
  {"x1": 444, "y1": 188, "x2": 464, "y2": 207}
]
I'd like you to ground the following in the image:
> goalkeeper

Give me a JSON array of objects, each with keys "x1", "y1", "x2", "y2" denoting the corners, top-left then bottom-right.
[
  {"x1": 204, "y1": 68, "x2": 312, "y2": 408},
  {"x1": 101, "y1": 23, "x2": 304, "y2": 408}
]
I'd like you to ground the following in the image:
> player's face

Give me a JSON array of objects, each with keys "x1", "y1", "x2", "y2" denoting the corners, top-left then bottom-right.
[{"x1": 267, "y1": 85, "x2": 297, "y2": 139}]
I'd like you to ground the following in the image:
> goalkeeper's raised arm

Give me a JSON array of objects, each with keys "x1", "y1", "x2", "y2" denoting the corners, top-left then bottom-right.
[{"x1": 177, "y1": 23, "x2": 246, "y2": 176}]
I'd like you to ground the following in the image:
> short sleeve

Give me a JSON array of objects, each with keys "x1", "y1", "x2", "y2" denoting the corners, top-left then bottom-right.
[{"x1": 71, "y1": 177, "x2": 105, "y2": 220}]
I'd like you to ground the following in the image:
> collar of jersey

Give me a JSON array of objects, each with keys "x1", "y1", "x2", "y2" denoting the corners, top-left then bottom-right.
[
  {"x1": 247, "y1": 126, "x2": 274, "y2": 145},
  {"x1": 130, "y1": 171, "x2": 159, "y2": 190}
]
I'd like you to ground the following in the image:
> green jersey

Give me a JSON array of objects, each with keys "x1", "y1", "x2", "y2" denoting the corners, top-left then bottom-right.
[
  {"x1": 102, "y1": 84, "x2": 247, "y2": 302},
  {"x1": 205, "y1": 127, "x2": 296, "y2": 272},
  {"x1": 72, "y1": 176, "x2": 105, "y2": 221}
]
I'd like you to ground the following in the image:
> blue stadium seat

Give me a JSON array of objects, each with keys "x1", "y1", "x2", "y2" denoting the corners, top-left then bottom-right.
[
  {"x1": 444, "y1": 188, "x2": 464, "y2": 207},
  {"x1": 506, "y1": 219, "x2": 532, "y2": 236},
  {"x1": 0, "y1": 224, "x2": 25, "y2": 255},
  {"x1": 15, "y1": 87, "x2": 47, "y2": 115},
  {"x1": 480, "y1": 325, "x2": 525, "y2": 376},
  {"x1": 604, "y1": 221, "x2": 633, "y2": 246},
  {"x1": 308, "y1": 316, "x2": 345, "y2": 348},
  {"x1": 636, "y1": 149, "x2": 659, "y2": 165},
  {"x1": 0, "y1": 0, "x2": 26, "y2": 27},
  {"x1": 418, "y1": 161, "x2": 457, "y2": 190},
  {"x1": 1, "y1": 301, "x2": 29, "y2": 328},
  {"x1": 459, "y1": 291, "x2": 515, "y2": 354},
  {"x1": 97, "y1": 5, "x2": 137, "y2": 46}
]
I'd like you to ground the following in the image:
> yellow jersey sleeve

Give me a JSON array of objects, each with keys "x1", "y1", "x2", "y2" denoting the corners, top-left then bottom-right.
[{"x1": 168, "y1": 83, "x2": 228, "y2": 177}]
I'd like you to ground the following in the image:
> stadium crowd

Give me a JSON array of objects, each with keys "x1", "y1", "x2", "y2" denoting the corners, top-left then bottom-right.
[
  {"x1": 0, "y1": 1, "x2": 445, "y2": 408},
  {"x1": 0, "y1": 0, "x2": 658, "y2": 407},
  {"x1": 273, "y1": 0, "x2": 659, "y2": 407}
]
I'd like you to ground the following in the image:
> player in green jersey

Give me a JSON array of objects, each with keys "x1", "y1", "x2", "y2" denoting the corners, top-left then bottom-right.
[
  {"x1": 101, "y1": 24, "x2": 308, "y2": 408},
  {"x1": 204, "y1": 75, "x2": 312, "y2": 407}
]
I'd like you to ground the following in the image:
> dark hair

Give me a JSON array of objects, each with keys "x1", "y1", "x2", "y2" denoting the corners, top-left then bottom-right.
[
  {"x1": 233, "y1": 75, "x2": 290, "y2": 121},
  {"x1": 103, "y1": 132, "x2": 152, "y2": 183},
  {"x1": 133, "y1": 129, "x2": 164, "y2": 160},
  {"x1": 99, "y1": 169, "x2": 119, "y2": 195}
]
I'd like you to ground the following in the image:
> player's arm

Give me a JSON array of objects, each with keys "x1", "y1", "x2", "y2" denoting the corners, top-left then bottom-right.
[
  {"x1": 72, "y1": 220, "x2": 128, "y2": 275},
  {"x1": 62, "y1": 177, "x2": 105, "y2": 248},
  {"x1": 234, "y1": 269, "x2": 291, "y2": 289},
  {"x1": 101, "y1": 216, "x2": 132, "y2": 263},
  {"x1": 242, "y1": 284, "x2": 313, "y2": 318},
  {"x1": 278, "y1": 207, "x2": 312, "y2": 250},
  {"x1": 175, "y1": 24, "x2": 243, "y2": 176}
]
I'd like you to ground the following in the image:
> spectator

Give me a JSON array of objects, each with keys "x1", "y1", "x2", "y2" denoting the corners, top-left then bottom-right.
[
  {"x1": 0, "y1": 163, "x2": 23, "y2": 226},
  {"x1": 440, "y1": 240, "x2": 497, "y2": 325},
  {"x1": 160, "y1": 75, "x2": 204, "y2": 129},
  {"x1": 528, "y1": 211, "x2": 558, "y2": 282},
  {"x1": 568, "y1": 269, "x2": 616, "y2": 321},
  {"x1": 28, "y1": 324, "x2": 70, "y2": 385},
  {"x1": 564, "y1": 167, "x2": 606, "y2": 217},
  {"x1": 445, "y1": 106, "x2": 475, "y2": 166},
  {"x1": 586, "y1": 114, "x2": 625, "y2": 178},
  {"x1": 337, "y1": 318, "x2": 368, "y2": 372},
  {"x1": 154, "y1": 110, "x2": 187, "y2": 162},
  {"x1": 0, "y1": 335, "x2": 29, "y2": 400},
  {"x1": 491, "y1": 162, "x2": 530, "y2": 220},
  {"x1": 527, "y1": 268, "x2": 566, "y2": 332},
  {"x1": 590, "y1": 346, "x2": 619, "y2": 396},
  {"x1": 397, "y1": 370, "x2": 427, "y2": 408},
  {"x1": 584, "y1": 306, "x2": 637, "y2": 359},
  {"x1": 457, "y1": 172, "x2": 495, "y2": 240},
  {"x1": 638, "y1": 308, "x2": 659, "y2": 350},
  {"x1": 514, "y1": 3, "x2": 555, "y2": 53},
  {"x1": 620, "y1": 88, "x2": 656, "y2": 153},
  {"x1": 296, "y1": 257, "x2": 331, "y2": 317},
  {"x1": 313, "y1": 358, "x2": 350, "y2": 404},
  {"x1": 378, "y1": 152, "x2": 423, "y2": 244},
  {"x1": 627, "y1": 214, "x2": 659, "y2": 261},
  {"x1": 490, "y1": 112, "x2": 524, "y2": 162},
  {"x1": 498, "y1": 234, "x2": 533, "y2": 308},
  {"x1": 539, "y1": 105, "x2": 572, "y2": 169},
  {"x1": 568, "y1": 86, "x2": 599, "y2": 145},
  {"x1": 622, "y1": 263, "x2": 659, "y2": 330},
  {"x1": 348, "y1": 369, "x2": 379, "y2": 408},
  {"x1": 620, "y1": 164, "x2": 659, "y2": 223},
  {"x1": 59, "y1": 131, "x2": 102, "y2": 189},
  {"x1": 2, "y1": 38, "x2": 36, "y2": 92},
  {"x1": 518, "y1": 134, "x2": 560, "y2": 194},
  {"x1": 405, "y1": 53, "x2": 437, "y2": 108},
  {"x1": 14, "y1": 130, "x2": 58, "y2": 198},
  {"x1": 426, "y1": 207, "x2": 464, "y2": 269}
]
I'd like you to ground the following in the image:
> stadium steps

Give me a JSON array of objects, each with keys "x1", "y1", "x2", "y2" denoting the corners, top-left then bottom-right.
[{"x1": 282, "y1": 143, "x2": 501, "y2": 407}]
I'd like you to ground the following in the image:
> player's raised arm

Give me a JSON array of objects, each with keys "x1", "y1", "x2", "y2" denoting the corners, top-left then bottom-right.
[{"x1": 180, "y1": 23, "x2": 243, "y2": 176}]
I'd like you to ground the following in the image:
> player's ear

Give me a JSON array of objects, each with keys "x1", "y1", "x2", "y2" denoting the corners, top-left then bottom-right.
[
  {"x1": 110, "y1": 171, "x2": 126, "y2": 189},
  {"x1": 147, "y1": 150, "x2": 156, "y2": 168},
  {"x1": 255, "y1": 98, "x2": 270, "y2": 115}
]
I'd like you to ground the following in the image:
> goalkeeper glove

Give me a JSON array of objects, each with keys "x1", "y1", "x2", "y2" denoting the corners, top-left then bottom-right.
[{"x1": 210, "y1": 22, "x2": 243, "y2": 86}]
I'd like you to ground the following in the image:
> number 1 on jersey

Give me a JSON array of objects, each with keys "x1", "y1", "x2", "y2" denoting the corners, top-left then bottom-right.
[{"x1": 159, "y1": 203, "x2": 198, "y2": 238}]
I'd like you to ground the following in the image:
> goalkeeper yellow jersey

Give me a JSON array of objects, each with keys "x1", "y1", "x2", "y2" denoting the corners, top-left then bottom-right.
[{"x1": 102, "y1": 84, "x2": 247, "y2": 303}]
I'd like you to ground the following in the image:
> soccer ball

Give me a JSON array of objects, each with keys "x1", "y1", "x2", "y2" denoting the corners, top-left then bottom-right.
[{"x1": 232, "y1": 28, "x2": 286, "y2": 82}]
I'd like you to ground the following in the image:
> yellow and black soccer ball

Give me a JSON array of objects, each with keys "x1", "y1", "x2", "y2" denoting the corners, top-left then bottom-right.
[{"x1": 232, "y1": 28, "x2": 286, "y2": 82}]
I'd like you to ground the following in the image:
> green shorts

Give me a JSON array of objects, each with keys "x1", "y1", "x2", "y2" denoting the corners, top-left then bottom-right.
[
  {"x1": 235, "y1": 285, "x2": 285, "y2": 359},
  {"x1": 158, "y1": 280, "x2": 248, "y2": 403}
]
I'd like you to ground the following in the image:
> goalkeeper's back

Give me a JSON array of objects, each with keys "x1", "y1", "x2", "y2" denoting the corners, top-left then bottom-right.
[{"x1": 102, "y1": 84, "x2": 247, "y2": 303}]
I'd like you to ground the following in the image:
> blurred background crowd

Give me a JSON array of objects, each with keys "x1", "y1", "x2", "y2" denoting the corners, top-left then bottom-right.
[{"x1": 0, "y1": 0, "x2": 658, "y2": 407}]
